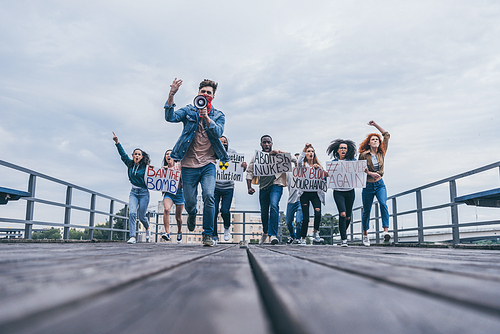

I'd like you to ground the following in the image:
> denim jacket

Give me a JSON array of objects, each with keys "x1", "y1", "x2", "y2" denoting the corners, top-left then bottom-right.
[{"x1": 164, "y1": 102, "x2": 229, "y2": 163}]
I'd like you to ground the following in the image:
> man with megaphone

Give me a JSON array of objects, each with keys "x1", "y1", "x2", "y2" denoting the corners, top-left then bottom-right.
[{"x1": 164, "y1": 78, "x2": 229, "y2": 247}]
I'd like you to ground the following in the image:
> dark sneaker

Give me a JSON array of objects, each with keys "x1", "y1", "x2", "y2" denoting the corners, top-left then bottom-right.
[
  {"x1": 187, "y1": 214, "x2": 196, "y2": 232},
  {"x1": 176, "y1": 231, "x2": 182, "y2": 244},
  {"x1": 161, "y1": 233, "x2": 171, "y2": 242},
  {"x1": 270, "y1": 236, "x2": 279, "y2": 245},
  {"x1": 286, "y1": 237, "x2": 294, "y2": 245},
  {"x1": 202, "y1": 234, "x2": 214, "y2": 247}
]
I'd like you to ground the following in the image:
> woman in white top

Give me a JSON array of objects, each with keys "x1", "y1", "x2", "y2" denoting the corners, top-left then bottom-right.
[
  {"x1": 161, "y1": 150, "x2": 185, "y2": 244},
  {"x1": 298, "y1": 143, "x2": 328, "y2": 245}
]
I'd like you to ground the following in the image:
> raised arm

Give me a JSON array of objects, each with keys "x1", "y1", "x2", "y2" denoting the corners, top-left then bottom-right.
[
  {"x1": 113, "y1": 132, "x2": 132, "y2": 166},
  {"x1": 166, "y1": 78, "x2": 182, "y2": 106},
  {"x1": 367, "y1": 120, "x2": 386, "y2": 134}
]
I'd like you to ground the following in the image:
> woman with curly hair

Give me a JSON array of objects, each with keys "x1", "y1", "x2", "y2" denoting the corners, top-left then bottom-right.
[
  {"x1": 326, "y1": 139, "x2": 357, "y2": 247},
  {"x1": 113, "y1": 132, "x2": 152, "y2": 244},
  {"x1": 358, "y1": 121, "x2": 390, "y2": 246},
  {"x1": 161, "y1": 149, "x2": 185, "y2": 244},
  {"x1": 298, "y1": 143, "x2": 329, "y2": 245}
]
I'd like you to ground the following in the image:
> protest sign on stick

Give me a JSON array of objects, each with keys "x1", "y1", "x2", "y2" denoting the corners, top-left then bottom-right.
[
  {"x1": 144, "y1": 166, "x2": 181, "y2": 194},
  {"x1": 253, "y1": 150, "x2": 292, "y2": 176},
  {"x1": 325, "y1": 160, "x2": 367, "y2": 189},
  {"x1": 290, "y1": 167, "x2": 328, "y2": 192},
  {"x1": 216, "y1": 152, "x2": 245, "y2": 182}
]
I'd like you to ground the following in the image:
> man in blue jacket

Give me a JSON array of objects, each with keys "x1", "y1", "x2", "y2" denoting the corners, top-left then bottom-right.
[{"x1": 165, "y1": 78, "x2": 229, "y2": 246}]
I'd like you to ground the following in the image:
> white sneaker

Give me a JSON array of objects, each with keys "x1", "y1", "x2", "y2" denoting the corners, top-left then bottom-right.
[
  {"x1": 224, "y1": 228, "x2": 231, "y2": 241},
  {"x1": 341, "y1": 240, "x2": 348, "y2": 247},
  {"x1": 127, "y1": 237, "x2": 136, "y2": 244},
  {"x1": 260, "y1": 233, "x2": 268, "y2": 244},
  {"x1": 383, "y1": 232, "x2": 391, "y2": 243},
  {"x1": 270, "y1": 236, "x2": 279, "y2": 245},
  {"x1": 299, "y1": 238, "x2": 308, "y2": 246},
  {"x1": 145, "y1": 229, "x2": 150, "y2": 242},
  {"x1": 312, "y1": 231, "x2": 324, "y2": 243},
  {"x1": 362, "y1": 235, "x2": 370, "y2": 246},
  {"x1": 213, "y1": 238, "x2": 218, "y2": 246}
]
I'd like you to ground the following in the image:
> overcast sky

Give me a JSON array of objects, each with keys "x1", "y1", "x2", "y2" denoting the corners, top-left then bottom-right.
[{"x1": 1, "y1": 0, "x2": 499, "y2": 225}]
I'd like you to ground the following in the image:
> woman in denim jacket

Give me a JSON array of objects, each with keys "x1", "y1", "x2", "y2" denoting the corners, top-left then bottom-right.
[
  {"x1": 358, "y1": 121, "x2": 390, "y2": 246},
  {"x1": 326, "y1": 139, "x2": 357, "y2": 247},
  {"x1": 113, "y1": 132, "x2": 152, "y2": 244}
]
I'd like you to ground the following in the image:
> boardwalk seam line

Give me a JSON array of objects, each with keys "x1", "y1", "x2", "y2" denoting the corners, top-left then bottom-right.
[{"x1": 246, "y1": 247, "x2": 309, "y2": 334}]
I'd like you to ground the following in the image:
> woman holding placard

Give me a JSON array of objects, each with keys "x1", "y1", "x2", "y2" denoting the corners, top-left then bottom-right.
[
  {"x1": 112, "y1": 132, "x2": 152, "y2": 244},
  {"x1": 161, "y1": 149, "x2": 185, "y2": 244},
  {"x1": 326, "y1": 139, "x2": 357, "y2": 247},
  {"x1": 298, "y1": 143, "x2": 328, "y2": 245},
  {"x1": 358, "y1": 121, "x2": 391, "y2": 246}
]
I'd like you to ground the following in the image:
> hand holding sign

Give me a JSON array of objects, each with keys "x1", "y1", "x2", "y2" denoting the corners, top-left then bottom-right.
[
  {"x1": 216, "y1": 153, "x2": 245, "y2": 182},
  {"x1": 144, "y1": 166, "x2": 181, "y2": 194},
  {"x1": 326, "y1": 161, "x2": 368, "y2": 189},
  {"x1": 253, "y1": 150, "x2": 292, "y2": 177}
]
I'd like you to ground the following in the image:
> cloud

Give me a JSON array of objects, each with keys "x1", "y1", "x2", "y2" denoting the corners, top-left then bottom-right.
[{"x1": 1, "y1": 0, "x2": 499, "y2": 223}]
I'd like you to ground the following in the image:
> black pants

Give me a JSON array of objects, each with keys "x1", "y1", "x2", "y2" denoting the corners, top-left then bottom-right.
[
  {"x1": 300, "y1": 192, "x2": 321, "y2": 238},
  {"x1": 333, "y1": 189, "x2": 355, "y2": 240}
]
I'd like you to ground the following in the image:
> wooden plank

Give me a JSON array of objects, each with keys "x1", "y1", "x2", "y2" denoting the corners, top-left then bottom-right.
[
  {"x1": 1, "y1": 245, "x2": 271, "y2": 334},
  {"x1": 0, "y1": 243, "x2": 233, "y2": 328},
  {"x1": 249, "y1": 245, "x2": 500, "y2": 333},
  {"x1": 269, "y1": 246, "x2": 500, "y2": 315}
]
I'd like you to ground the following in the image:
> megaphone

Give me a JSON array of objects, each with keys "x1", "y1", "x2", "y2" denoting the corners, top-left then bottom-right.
[{"x1": 193, "y1": 95, "x2": 208, "y2": 110}]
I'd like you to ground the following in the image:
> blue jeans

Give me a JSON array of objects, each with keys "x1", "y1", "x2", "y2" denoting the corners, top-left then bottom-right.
[
  {"x1": 259, "y1": 184, "x2": 283, "y2": 237},
  {"x1": 128, "y1": 187, "x2": 150, "y2": 237},
  {"x1": 361, "y1": 179, "x2": 389, "y2": 231},
  {"x1": 213, "y1": 187, "x2": 234, "y2": 239},
  {"x1": 181, "y1": 163, "x2": 216, "y2": 236},
  {"x1": 286, "y1": 201, "x2": 302, "y2": 239}
]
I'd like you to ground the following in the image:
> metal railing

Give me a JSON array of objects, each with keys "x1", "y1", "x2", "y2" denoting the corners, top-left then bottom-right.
[
  {"x1": 2, "y1": 159, "x2": 499, "y2": 244},
  {"x1": 0, "y1": 159, "x2": 130, "y2": 240},
  {"x1": 333, "y1": 161, "x2": 500, "y2": 245}
]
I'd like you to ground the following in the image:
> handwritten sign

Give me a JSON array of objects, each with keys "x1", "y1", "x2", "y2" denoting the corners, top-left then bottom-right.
[
  {"x1": 325, "y1": 160, "x2": 367, "y2": 189},
  {"x1": 253, "y1": 150, "x2": 292, "y2": 176},
  {"x1": 145, "y1": 166, "x2": 181, "y2": 194},
  {"x1": 216, "y1": 152, "x2": 245, "y2": 182},
  {"x1": 290, "y1": 167, "x2": 328, "y2": 192}
]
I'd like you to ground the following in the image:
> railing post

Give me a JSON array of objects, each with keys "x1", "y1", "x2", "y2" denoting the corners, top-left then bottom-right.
[
  {"x1": 155, "y1": 213, "x2": 159, "y2": 243},
  {"x1": 350, "y1": 217, "x2": 354, "y2": 242},
  {"x1": 89, "y1": 193, "x2": 96, "y2": 240},
  {"x1": 330, "y1": 215, "x2": 334, "y2": 245},
  {"x1": 24, "y1": 174, "x2": 36, "y2": 239},
  {"x1": 449, "y1": 180, "x2": 460, "y2": 245},
  {"x1": 416, "y1": 190, "x2": 424, "y2": 244},
  {"x1": 243, "y1": 212, "x2": 246, "y2": 242},
  {"x1": 108, "y1": 200, "x2": 114, "y2": 241},
  {"x1": 375, "y1": 204, "x2": 380, "y2": 244},
  {"x1": 63, "y1": 186, "x2": 72, "y2": 240},
  {"x1": 392, "y1": 198, "x2": 398, "y2": 243},
  {"x1": 123, "y1": 205, "x2": 128, "y2": 241},
  {"x1": 278, "y1": 212, "x2": 283, "y2": 243}
]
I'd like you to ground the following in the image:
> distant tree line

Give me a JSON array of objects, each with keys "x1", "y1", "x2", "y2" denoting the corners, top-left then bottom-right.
[{"x1": 31, "y1": 207, "x2": 128, "y2": 241}]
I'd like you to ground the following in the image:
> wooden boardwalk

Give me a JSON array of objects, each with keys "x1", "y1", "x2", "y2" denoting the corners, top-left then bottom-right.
[{"x1": 1, "y1": 242, "x2": 500, "y2": 333}]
